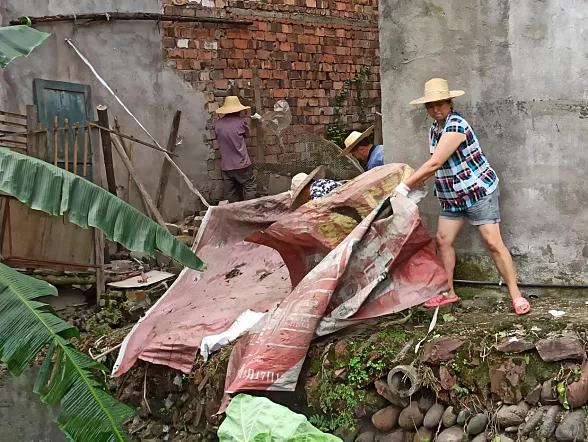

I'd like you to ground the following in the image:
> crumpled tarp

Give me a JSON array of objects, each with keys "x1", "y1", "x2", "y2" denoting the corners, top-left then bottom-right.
[
  {"x1": 113, "y1": 194, "x2": 292, "y2": 375},
  {"x1": 224, "y1": 165, "x2": 449, "y2": 393},
  {"x1": 114, "y1": 164, "x2": 449, "y2": 386}
]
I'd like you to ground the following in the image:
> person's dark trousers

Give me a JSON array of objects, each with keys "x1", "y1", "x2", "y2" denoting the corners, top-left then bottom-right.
[{"x1": 222, "y1": 165, "x2": 257, "y2": 202}]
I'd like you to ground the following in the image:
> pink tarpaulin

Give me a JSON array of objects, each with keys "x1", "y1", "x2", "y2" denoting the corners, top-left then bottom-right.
[
  {"x1": 114, "y1": 164, "x2": 448, "y2": 384},
  {"x1": 224, "y1": 167, "x2": 449, "y2": 392},
  {"x1": 113, "y1": 194, "x2": 293, "y2": 376}
]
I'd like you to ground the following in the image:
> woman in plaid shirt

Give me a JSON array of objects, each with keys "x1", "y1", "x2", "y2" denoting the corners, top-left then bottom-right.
[{"x1": 395, "y1": 78, "x2": 530, "y2": 315}]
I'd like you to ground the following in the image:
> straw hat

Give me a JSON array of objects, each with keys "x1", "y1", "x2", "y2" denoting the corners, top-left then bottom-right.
[
  {"x1": 409, "y1": 78, "x2": 465, "y2": 105},
  {"x1": 290, "y1": 165, "x2": 326, "y2": 210},
  {"x1": 340, "y1": 125, "x2": 374, "y2": 156},
  {"x1": 215, "y1": 96, "x2": 251, "y2": 114}
]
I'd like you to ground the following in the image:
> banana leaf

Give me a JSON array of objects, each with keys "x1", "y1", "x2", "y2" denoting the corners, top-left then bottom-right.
[
  {"x1": 218, "y1": 394, "x2": 342, "y2": 442},
  {"x1": 0, "y1": 262, "x2": 133, "y2": 441},
  {"x1": 0, "y1": 147, "x2": 204, "y2": 270},
  {"x1": 0, "y1": 25, "x2": 50, "y2": 68}
]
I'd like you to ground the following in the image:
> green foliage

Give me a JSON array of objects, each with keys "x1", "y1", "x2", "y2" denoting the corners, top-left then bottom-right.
[
  {"x1": 0, "y1": 148, "x2": 204, "y2": 270},
  {"x1": 452, "y1": 384, "x2": 470, "y2": 396},
  {"x1": 313, "y1": 329, "x2": 410, "y2": 431},
  {"x1": 0, "y1": 262, "x2": 133, "y2": 441},
  {"x1": 325, "y1": 66, "x2": 371, "y2": 147},
  {"x1": 308, "y1": 415, "x2": 339, "y2": 433}
]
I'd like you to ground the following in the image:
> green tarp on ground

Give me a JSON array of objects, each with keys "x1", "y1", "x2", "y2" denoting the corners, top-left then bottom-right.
[{"x1": 0, "y1": 25, "x2": 50, "y2": 68}]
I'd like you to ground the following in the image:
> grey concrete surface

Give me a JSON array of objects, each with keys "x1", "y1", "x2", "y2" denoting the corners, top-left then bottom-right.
[
  {"x1": 0, "y1": 0, "x2": 210, "y2": 222},
  {"x1": 379, "y1": 0, "x2": 588, "y2": 283},
  {"x1": 0, "y1": 368, "x2": 66, "y2": 442}
]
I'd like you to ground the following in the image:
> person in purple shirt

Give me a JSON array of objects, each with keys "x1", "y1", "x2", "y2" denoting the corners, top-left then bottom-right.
[
  {"x1": 214, "y1": 96, "x2": 257, "y2": 202},
  {"x1": 340, "y1": 125, "x2": 384, "y2": 170}
]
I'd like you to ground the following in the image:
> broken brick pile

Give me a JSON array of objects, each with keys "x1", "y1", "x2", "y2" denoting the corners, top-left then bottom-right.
[{"x1": 161, "y1": 0, "x2": 381, "y2": 200}]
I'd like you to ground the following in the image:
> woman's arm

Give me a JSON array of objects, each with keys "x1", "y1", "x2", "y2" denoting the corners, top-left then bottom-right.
[{"x1": 404, "y1": 132, "x2": 466, "y2": 189}]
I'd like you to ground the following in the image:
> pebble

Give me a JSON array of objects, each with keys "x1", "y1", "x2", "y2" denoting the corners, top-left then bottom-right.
[
  {"x1": 398, "y1": 402, "x2": 424, "y2": 430},
  {"x1": 372, "y1": 406, "x2": 402, "y2": 432},
  {"x1": 522, "y1": 409, "x2": 543, "y2": 435},
  {"x1": 423, "y1": 403, "x2": 445, "y2": 429},
  {"x1": 538, "y1": 405, "x2": 562, "y2": 438},
  {"x1": 467, "y1": 413, "x2": 489, "y2": 435},
  {"x1": 525, "y1": 384, "x2": 542, "y2": 406},
  {"x1": 504, "y1": 426, "x2": 519, "y2": 433},
  {"x1": 374, "y1": 429, "x2": 404, "y2": 442},
  {"x1": 497, "y1": 436, "x2": 515, "y2": 442},
  {"x1": 555, "y1": 410, "x2": 586, "y2": 442},
  {"x1": 413, "y1": 427, "x2": 432, "y2": 442},
  {"x1": 356, "y1": 430, "x2": 376, "y2": 442},
  {"x1": 472, "y1": 434, "x2": 487, "y2": 442},
  {"x1": 496, "y1": 402, "x2": 529, "y2": 428},
  {"x1": 436, "y1": 426, "x2": 465, "y2": 442},
  {"x1": 442, "y1": 406, "x2": 458, "y2": 428},
  {"x1": 541, "y1": 380, "x2": 559, "y2": 404},
  {"x1": 456, "y1": 409, "x2": 472, "y2": 426}
]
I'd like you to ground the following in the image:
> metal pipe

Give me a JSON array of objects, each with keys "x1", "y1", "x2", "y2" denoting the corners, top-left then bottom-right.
[{"x1": 454, "y1": 279, "x2": 588, "y2": 289}]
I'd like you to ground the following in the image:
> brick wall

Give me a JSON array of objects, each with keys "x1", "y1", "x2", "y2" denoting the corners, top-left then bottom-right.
[{"x1": 162, "y1": 0, "x2": 381, "y2": 201}]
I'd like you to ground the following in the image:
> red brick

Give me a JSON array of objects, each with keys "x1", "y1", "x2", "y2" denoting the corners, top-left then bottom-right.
[
  {"x1": 273, "y1": 89, "x2": 288, "y2": 98},
  {"x1": 176, "y1": 59, "x2": 191, "y2": 69},
  {"x1": 214, "y1": 79, "x2": 229, "y2": 89},
  {"x1": 234, "y1": 39, "x2": 249, "y2": 49},
  {"x1": 306, "y1": 0, "x2": 317, "y2": 6},
  {"x1": 257, "y1": 22, "x2": 269, "y2": 31},
  {"x1": 224, "y1": 68, "x2": 239, "y2": 79},
  {"x1": 259, "y1": 69, "x2": 272, "y2": 79},
  {"x1": 279, "y1": 42, "x2": 293, "y2": 51},
  {"x1": 240, "y1": 69, "x2": 253, "y2": 79}
]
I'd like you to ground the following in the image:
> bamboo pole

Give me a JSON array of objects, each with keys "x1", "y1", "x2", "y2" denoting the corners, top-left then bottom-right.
[
  {"x1": 96, "y1": 106, "x2": 117, "y2": 195},
  {"x1": 155, "y1": 110, "x2": 181, "y2": 212},
  {"x1": 53, "y1": 116, "x2": 59, "y2": 166},
  {"x1": 63, "y1": 119, "x2": 69, "y2": 171},
  {"x1": 73, "y1": 123, "x2": 80, "y2": 175}
]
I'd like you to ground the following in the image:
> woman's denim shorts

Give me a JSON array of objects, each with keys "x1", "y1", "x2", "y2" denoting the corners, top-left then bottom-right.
[{"x1": 439, "y1": 188, "x2": 501, "y2": 226}]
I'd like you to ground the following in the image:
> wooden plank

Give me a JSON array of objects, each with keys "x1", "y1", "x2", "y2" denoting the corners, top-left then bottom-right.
[
  {"x1": 25, "y1": 105, "x2": 38, "y2": 158},
  {"x1": 155, "y1": 110, "x2": 182, "y2": 212},
  {"x1": 252, "y1": 67, "x2": 265, "y2": 163},
  {"x1": 111, "y1": 133, "x2": 168, "y2": 229},
  {"x1": 0, "y1": 119, "x2": 27, "y2": 128},
  {"x1": 0, "y1": 110, "x2": 26, "y2": 119},
  {"x1": 96, "y1": 105, "x2": 117, "y2": 195}
]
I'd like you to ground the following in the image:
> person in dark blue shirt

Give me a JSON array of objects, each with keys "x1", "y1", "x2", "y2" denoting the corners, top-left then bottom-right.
[{"x1": 341, "y1": 125, "x2": 384, "y2": 170}]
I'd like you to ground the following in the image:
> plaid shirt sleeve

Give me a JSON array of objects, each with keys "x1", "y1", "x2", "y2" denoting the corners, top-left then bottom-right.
[
  {"x1": 310, "y1": 179, "x2": 345, "y2": 199},
  {"x1": 443, "y1": 116, "x2": 467, "y2": 134}
]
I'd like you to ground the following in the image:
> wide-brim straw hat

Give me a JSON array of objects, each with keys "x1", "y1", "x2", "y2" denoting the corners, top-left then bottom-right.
[
  {"x1": 216, "y1": 96, "x2": 251, "y2": 114},
  {"x1": 290, "y1": 165, "x2": 326, "y2": 210},
  {"x1": 409, "y1": 78, "x2": 465, "y2": 105},
  {"x1": 340, "y1": 125, "x2": 374, "y2": 156}
]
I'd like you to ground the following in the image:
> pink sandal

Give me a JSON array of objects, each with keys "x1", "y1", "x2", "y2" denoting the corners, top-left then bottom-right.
[
  {"x1": 423, "y1": 292, "x2": 460, "y2": 309},
  {"x1": 512, "y1": 297, "x2": 530, "y2": 315}
]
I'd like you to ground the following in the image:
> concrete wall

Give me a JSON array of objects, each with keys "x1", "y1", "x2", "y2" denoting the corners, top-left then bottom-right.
[
  {"x1": 0, "y1": 0, "x2": 209, "y2": 222},
  {"x1": 379, "y1": 0, "x2": 588, "y2": 283}
]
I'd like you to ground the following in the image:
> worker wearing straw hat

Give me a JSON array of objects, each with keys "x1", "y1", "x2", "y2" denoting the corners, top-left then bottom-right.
[
  {"x1": 394, "y1": 78, "x2": 529, "y2": 315},
  {"x1": 289, "y1": 166, "x2": 346, "y2": 210},
  {"x1": 341, "y1": 125, "x2": 384, "y2": 170},
  {"x1": 214, "y1": 96, "x2": 256, "y2": 202}
]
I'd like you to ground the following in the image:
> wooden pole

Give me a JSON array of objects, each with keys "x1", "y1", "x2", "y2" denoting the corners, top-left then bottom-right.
[
  {"x1": 374, "y1": 112, "x2": 383, "y2": 145},
  {"x1": 73, "y1": 123, "x2": 80, "y2": 175},
  {"x1": 53, "y1": 116, "x2": 59, "y2": 166},
  {"x1": 9, "y1": 12, "x2": 253, "y2": 26},
  {"x1": 251, "y1": 67, "x2": 265, "y2": 163},
  {"x1": 110, "y1": 133, "x2": 168, "y2": 229},
  {"x1": 155, "y1": 110, "x2": 182, "y2": 212},
  {"x1": 25, "y1": 105, "x2": 38, "y2": 158},
  {"x1": 63, "y1": 119, "x2": 69, "y2": 171},
  {"x1": 82, "y1": 124, "x2": 89, "y2": 177},
  {"x1": 91, "y1": 124, "x2": 106, "y2": 303},
  {"x1": 96, "y1": 105, "x2": 117, "y2": 196}
]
